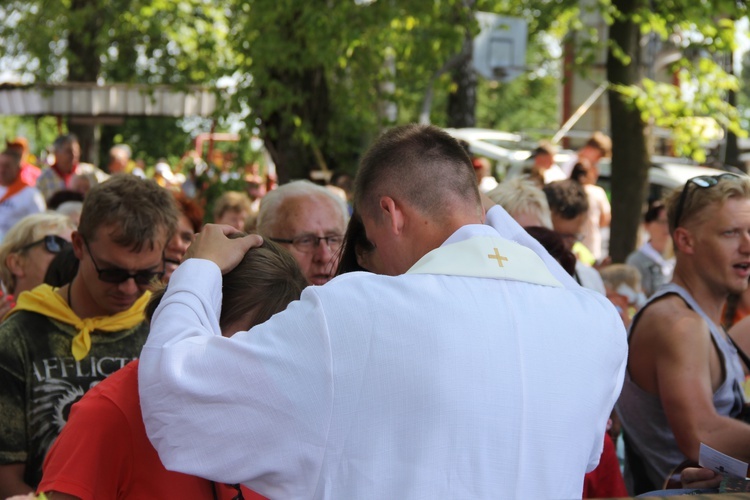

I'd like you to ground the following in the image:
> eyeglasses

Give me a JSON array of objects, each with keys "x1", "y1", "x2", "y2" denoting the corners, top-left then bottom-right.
[
  {"x1": 83, "y1": 238, "x2": 164, "y2": 285},
  {"x1": 270, "y1": 234, "x2": 344, "y2": 254},
  {"x1": 674, "y1": 173, "x2": 741, "y2": 228},
  {"x1": 19, "y1": 235, "x2": 71, "y2": 254}
]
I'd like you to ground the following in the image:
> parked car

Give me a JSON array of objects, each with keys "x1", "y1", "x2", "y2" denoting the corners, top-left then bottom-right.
[
  {"x1": 504, "y1": 150, "x2": 733, "y2": 200},
  {"x1": 446, "y1": 127, "x2": 743, "y2": 200}
]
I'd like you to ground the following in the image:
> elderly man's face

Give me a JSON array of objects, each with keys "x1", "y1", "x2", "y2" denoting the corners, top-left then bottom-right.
[{"x1": 273, "y1": 194, "x2": 346, "y2": 285}]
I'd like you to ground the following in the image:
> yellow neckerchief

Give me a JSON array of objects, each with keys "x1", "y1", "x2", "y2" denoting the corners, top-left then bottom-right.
[{"x1": 5, "y1": 284, "x2": 150, "y2": 361}]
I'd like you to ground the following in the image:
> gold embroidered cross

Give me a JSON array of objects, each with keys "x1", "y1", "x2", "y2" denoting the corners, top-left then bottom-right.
[{"x1": 488, "y1": 247, "x2": 509, "y2": 267}]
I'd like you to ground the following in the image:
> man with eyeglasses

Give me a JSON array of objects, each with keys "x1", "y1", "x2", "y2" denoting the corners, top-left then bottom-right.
[
  {"x1": 543, "y1": 179, "x2": 606, "y2": 294},
  {"x1": 0, "y1": 175, "x2": 178, "y2": 497},
  {"x1": 139, "y1": 125, "x2": 626, "y2": 499},
  {"x1": 617, "y1": 173, "x2": 750, "y2": 495},
  {"x1": 0, "y1": 149, "x2": 46, "y2": 242},
  {"x1": 256, "y1": 180, "x2": 348, "y2": 285}
]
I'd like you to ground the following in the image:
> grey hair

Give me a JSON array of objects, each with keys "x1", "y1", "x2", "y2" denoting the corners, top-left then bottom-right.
[
  {"x1": 487, "y1": 178, "x2": 553, "y2": 229},
  {"x1": 257, "y1": 180, "x2": 349, "y2": 236}
]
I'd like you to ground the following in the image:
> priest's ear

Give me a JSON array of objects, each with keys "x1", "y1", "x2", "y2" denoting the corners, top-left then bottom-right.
[{"x1": 378, "y1": 196, "x2": 405, "y2": 235}]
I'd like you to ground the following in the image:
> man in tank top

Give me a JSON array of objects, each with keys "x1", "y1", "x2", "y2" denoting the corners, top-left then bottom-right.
[{"x1": 616, "y1": 173, "x2": 750, "y2": 495}]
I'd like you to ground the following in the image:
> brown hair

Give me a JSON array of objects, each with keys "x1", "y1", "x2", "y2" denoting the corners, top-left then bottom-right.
[
  {"x1": 173, "y1": 192, "x2": 204, "y2": 233},
  {"x1": 1, "y1": 149, "x2": 21, "y2": 165},
  {"x1": 599, "y1": 264, "x2": 642, "y2": 292},
  {"x1": 584, "y1": 132, "x2": 612, "y2": 158},
  {"x1": 524, "y1": 226, "x2": 576, "y2": 277},
  {"x1": 353, "y1": 124, "x2": 480, "y2": 221},
  {"x1": 213, "y1": 191, "x2": 252, "y2": 222},
  {"x1": 77, "y1": 175, "x2": 179, "y2": 251},
  {"x1": 336, "y1": 211, "x2": 374, "y2": 274},
  {"x1": 146, "y1": 238, "x2": 307, "y2": 332}
]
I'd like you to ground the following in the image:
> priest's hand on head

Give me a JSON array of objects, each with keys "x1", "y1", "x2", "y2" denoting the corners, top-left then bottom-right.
[{"x1": 186, "y1": 224, "x2": 263, "y2": 274}]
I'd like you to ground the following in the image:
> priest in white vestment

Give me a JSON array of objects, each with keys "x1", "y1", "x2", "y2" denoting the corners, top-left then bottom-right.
[{"x1": 139, "y1": 124, "x2": 628, "y2": 500}]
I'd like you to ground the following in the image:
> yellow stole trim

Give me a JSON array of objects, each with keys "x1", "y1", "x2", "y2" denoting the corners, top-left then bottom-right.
[{"x1": 407, "y1": 236, "x2": 563, "y2": 288}]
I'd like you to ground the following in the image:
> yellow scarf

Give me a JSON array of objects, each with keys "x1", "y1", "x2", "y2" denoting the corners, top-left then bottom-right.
[{"x1": 6, "y1": 284, "x2": 150, "y2": 361}]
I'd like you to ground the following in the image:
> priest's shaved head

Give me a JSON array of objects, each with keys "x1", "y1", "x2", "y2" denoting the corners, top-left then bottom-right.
[
  {"x1": 354, "y1": 124, "x2": 481, "y2": 221},
  {"x1": 353, "y1": 124, "x2": 484, "y2": 275}
]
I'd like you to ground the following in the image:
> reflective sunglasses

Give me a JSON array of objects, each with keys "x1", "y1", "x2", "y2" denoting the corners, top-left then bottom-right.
[
  {"x1": 673, "y1": 173, "x2": 741, "y2": 229},
  {"x1": 83, "y1": 238, "x2": 164, "y2": 285},
  {"x1": 270, "y1": 234, "x2": 344, "y2": 254},
  {"x1": 19, "y1": 235, "x2": 71, "y2": 254}
]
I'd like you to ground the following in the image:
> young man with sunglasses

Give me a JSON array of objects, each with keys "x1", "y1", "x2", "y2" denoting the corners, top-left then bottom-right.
[
  {"x1": 0, "y1": 175, "x2": 178, "y2": 497},
  {"x1": 617, "y1": 173, "x2": 750, "y2": 494}
]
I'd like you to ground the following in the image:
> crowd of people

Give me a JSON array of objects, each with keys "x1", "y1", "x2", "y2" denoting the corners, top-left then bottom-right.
[{"x1": 0, "y1": 125, "x2": 747, "y2": 499}]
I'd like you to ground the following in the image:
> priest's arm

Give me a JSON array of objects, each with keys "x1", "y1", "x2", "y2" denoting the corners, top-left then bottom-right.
[{"x1": 138, "y1": 257, "x2": 333, "y2": 499}]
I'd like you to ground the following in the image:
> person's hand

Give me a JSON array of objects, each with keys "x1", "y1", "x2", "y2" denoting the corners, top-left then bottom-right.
[
  {"x1": 681, "y1": 467, "x2": 722, "y2": 489},
  {"x1": 185, "y1": 224, "x2": 263, "y2": 274}
]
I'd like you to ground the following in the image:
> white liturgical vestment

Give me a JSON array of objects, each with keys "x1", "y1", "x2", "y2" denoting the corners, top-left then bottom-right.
[{"x1": 139, "y1": 205, "x2": 627, "y2": 500}]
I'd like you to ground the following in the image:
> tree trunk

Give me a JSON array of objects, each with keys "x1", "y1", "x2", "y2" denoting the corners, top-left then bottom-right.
[
  {"x1": 725, "y1": 88, "x2": 741, "y2": 170},
  {"x1": 607, "y1": 0, "x2": 649, "y2": 263},
  {"x1": 260, "y1": 66, "x2": 331, "y2": 184},
  {"x1": 725, "y1": 50, "x2": 742, "y2": 170},
  {"x1": 447, "y1": 36, "x2": 477, "y2": 128},
  {"x1": 66, "y1": 0, "x2": 104, "y2": 163}
]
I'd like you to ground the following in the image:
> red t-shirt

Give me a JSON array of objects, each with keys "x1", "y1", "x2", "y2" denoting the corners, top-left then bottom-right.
[
  {"x1": 583, "y1": 433, "x2": 627, "y2": 498},
  {"x1": 38, "y1": 360, "x2": 264, "y2": 500}
]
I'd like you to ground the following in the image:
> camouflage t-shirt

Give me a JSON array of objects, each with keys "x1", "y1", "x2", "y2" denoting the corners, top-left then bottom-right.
[{"x1": 0, "y1": 309, "x2": 148, "y2": 488}]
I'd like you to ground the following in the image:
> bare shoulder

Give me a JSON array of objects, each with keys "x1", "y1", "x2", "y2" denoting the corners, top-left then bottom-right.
[
  {"x1": 632, "y1": 294, "x2": 708, "y2": 346},
  {"x1": 629, "y1": 294, "x2": 712, "y2": 393}
]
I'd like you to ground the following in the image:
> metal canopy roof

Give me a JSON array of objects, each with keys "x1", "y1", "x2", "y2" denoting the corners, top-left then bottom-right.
[{"x1": 0, "y1": 82, "x2": 217, "y2": 117}]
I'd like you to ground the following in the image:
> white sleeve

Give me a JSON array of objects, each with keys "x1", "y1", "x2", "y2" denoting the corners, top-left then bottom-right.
[
  {"x1": 138, "y1": 258, "x2": 333, "y2": 499},
  {"x1": 587, "y1": 305, "x2": 628, "y2": 472},
  {"x1": 485, "y1": 205, "x2": 579, "y2": 289}
]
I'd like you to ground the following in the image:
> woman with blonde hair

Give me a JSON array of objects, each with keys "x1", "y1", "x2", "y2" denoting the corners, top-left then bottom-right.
[{"x1": 0, "y1": 213, "x2": 76, "y2": 315}]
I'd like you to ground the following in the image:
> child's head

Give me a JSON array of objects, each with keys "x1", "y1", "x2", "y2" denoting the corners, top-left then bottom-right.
[{"x1": 146, "y1": 238, "x2": 307, "y2": 334}]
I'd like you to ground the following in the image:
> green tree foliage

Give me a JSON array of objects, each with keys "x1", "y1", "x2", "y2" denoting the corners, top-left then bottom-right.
[
  {"x1": 602, "y1": 0, "x2": 748, "y2": 261},
  {"x1": 0, "y1": 0, "x2": 231, "y2": 164},
  {"x1": 224, "y1": 0, "x2": 566, "y2": 180},
  {"x1": 0, "y1": 0, "x2": 230, "y2": 84}
]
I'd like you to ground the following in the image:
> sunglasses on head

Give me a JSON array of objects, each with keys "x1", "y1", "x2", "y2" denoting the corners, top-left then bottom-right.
[
  {"x1": 19, "y1": 235, "x2": 71, "y2": 254},
  {"x1": 82, "y1": 237, "x2": 164, "y2": 285},
  {"x1": 673, "y1": 173, "x2": 741, "y2": 229}
]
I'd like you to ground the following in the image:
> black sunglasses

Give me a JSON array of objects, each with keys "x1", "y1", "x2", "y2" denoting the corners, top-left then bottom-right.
[
  {"x1": 82, "y1": 237, "x2": 164, "y2": 285},
  {"x1": 673, "y1": 173, "x2": 741, "y2": 229},
  {"x1": 19, "y1": 235, "x2": 71, "y2": 254}
]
